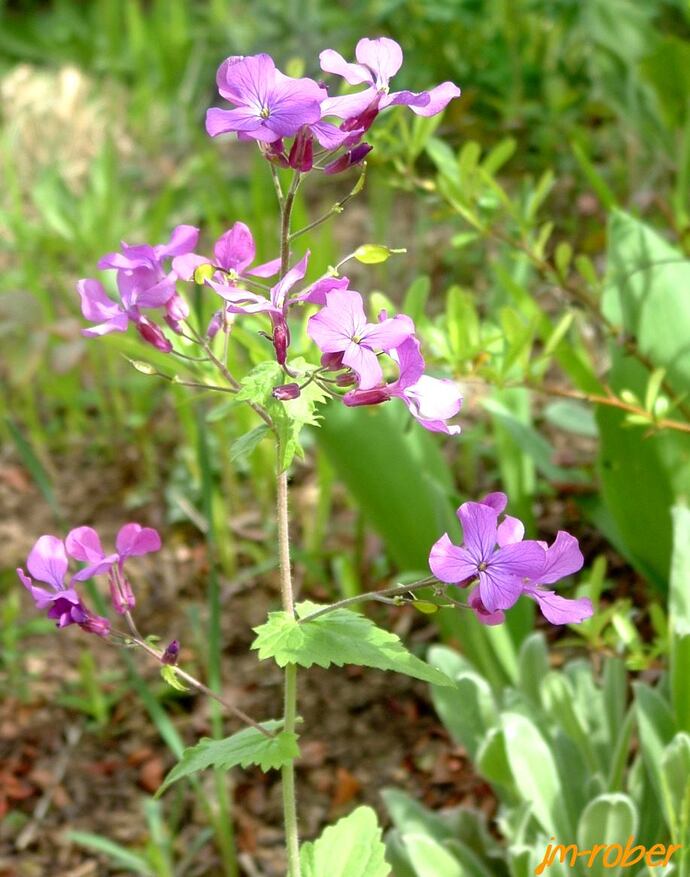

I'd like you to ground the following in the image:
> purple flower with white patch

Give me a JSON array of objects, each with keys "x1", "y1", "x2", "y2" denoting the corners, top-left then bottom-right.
[
  {"x1": 66, "y1": 524, "x2": 161, "y2": 614},
  {"x1": 320, "y1": 37, "x2": 460, "y2": 128},
  {"x1": 17, "y1": 535, "x2": 110, "y2": 636},
  {"x1": 429, "y1": 499, "x2": 545, "y2": 613},
  {"x1": 307, "y1": 290, "x2": 414, "y2": 389},
  {"x1": 206, "y1": 54, "x2": 325, "y2": 143},
  {"x1": 77, "y1": 225, "x2": 198, "y2": 352},
  {"x1": 343, "y1": 336, "x2": 461, "y2": 435}
]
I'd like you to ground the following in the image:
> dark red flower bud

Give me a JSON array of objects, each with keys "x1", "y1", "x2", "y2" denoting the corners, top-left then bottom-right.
[
  {"x1": 340, "y1": 96, "x2": 380, "y2": 134},
  {"x1": 136, "y1": 316, "x2": 172, "y2": 353},
  {"x1": 343, "y1": 387, "x2": 390, "y2": 407},
  {"x1": 288, "y1": 128, "x2": 314, "y2": 172},
  {"x1": 323, "y1": 143, "x2": 373, "y2": 175},
  {"x1": 272, "y1": 320, "x2": 290, "y2": 366},
  {"x1": 272, "y1": 382, "x2": 301, "y2": 401},
  {"x1": 320, "y1": 351, "x2": 345, "y2": 370},
  {"x1": 335, "y1": 371, "x2": 357, "y2": 387},
  {"x1": 262, "y1": 138, "x2": 289, "y2": 167},
  {"x1": 161, "y1": 639, "x2": 180, "y2": 666}
]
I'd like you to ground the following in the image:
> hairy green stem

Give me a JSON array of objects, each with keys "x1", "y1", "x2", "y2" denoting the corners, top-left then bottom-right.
[{"x1": 276, "y1": 169, "x2": 302, "y2": 877}]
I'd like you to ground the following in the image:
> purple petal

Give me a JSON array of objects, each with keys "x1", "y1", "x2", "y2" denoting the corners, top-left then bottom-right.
[
  {"x1": 490, "y1": 540, "x2": 546, "y2": 581},
  {"x1": 359, "y1": 313, "x2": 415, "y2": 352},
  {"x1": 172, "y1": 253, "x2": 208, "y2": 281},
  {"x1": 77, "y1": 279, "x2": 122, "y2": 323},
  {"x1": 116, "y1": 523, "x2": 162, "y2": 559},
  {"x1": 214, "y1": 222, "x2": 256, "y2": 273},
  {"x1": 355, "y1": 37, "x2": 403, "y2": 88},
  {"x1": 496, "y1": 515, "x2": 525, "y2": 547},
  {"x1": 401, "y1": 375, "x2": 462, "y2": 428},
  {"x1": 265, "y1": 95, "x2": 323, "y2": 137},
  {"x1": 246, "y1": 256, "x2": 281, "y2": 278},
  {"x1": 526, "y1": 587, "x2": 593, "y2": 625},
  {"x1": 156, "y1": 225, "x2": 199, "y2": 259},
  {"x1": 26, "y1": 535, "x2": 68, "y2": 590},
  {"x1": 205, "y1": 106, "x2": 264, "y2": 137},
  {"x1": 539, "y1": 531, "x2": 585, "y2": 585},
  {"x1": 217, "y1": 53, "x2": 276, "y2": 107},
  {"x1": 97, "y1": 249, "x2": 152, "y2": 271},
  {"x1": 408, "y1": 81, "x2": 461, "y2": 117},
  {"x1": 390, "y1": 337, "x2": 425, "y2": 390},
  {"x1": 428, "y1": 534, "x2": 477, "y2": 584},
  {"x1": 321, "y1": 89, "x2": 379, "y2": 121},
  {"x1": 342, "y1": 341, "x2": 383, "y2": 390},
  {"x1": 117, "y1": 268, "x2": 174, "y2": 309},
  {"x1": 271, "y1": 251, "x2": 310, "y2": 310},
  {"x1": 310, "y1": 121, "x2": 352, "y2": 150},
  {"x1": 457, "y1": 502, "x2": 499, "y2": 564},
  {"x1": 480, "y1": 492, "x2": 508, "y2": 513},
  {"x1": 319, "y1": 49, "x2": 373, "y2": 86},
  {"x1": 81, "y1": 316, "x2": 129, "y2": 337},
  {"x1": 307, "y1": 290, "x2": 366, "y2": 352},
  {"x1": 479, "y1": 567, "x2": 523, "y2": 613},
  {"x1": 468, "y1": 587, "x2": 505, "y2": 626},
  {"x1": 297, "y1": 275, "x2": 350, "y2": 306},
  {"x1": 65, "y1": 527, "x2": 105, "y2": 563}
]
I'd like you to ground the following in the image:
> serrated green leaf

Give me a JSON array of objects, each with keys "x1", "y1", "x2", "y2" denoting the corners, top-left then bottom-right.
[
  {"x1": 157, "y1": 721, "x2": 297, "y2": 795},
  {"x1": 252, "y1": 602, "x2": 454, "y2": 687},
  {"x1": 301, "y1": 806, "x2": 390, "y2": 877},
  {"x1": 230, "y1": 424, "x2": 270, "y2": 464},
  {"x1": 236, "y1": 361, "x2": 284, "y2": 405},
  {"x1": 160, "y1": 665, "x2": 188, "y2": 691}
]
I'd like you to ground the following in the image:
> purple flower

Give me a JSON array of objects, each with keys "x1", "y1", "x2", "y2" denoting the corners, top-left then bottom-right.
[
  {"x1": 206, "y1": 54, "x2": 325, "y2": 143},
  {"x1": 66, "y1": 524, "x2": 161, "y2": 614},
  {"x1": 307, "y1": 290, "x2": 414, "y2": 389},
  {"x1": 429, "y1": 499, "x2": 545, "y2": 613},
  {"x1": 77, "y1": 225, "x2": 198, "y2": 352},
  {"x1": 161, "y1": 640, "x2": 180, "y2": 666},
  {"x1": 523, "y1": 532, "x2": 592, "y2": 624},
  {"x1": 172, "y1": 221, "x2": 280, "y2": 287},
  {"x1": 343, "y1": 336, "x2": 461, "y2": 435},
  {"x1": 17, "y1": 535, "x2": 110, "y2": 636},
  {"x1": 320, "y1": 37, "x2": 460, "y2": 126}
]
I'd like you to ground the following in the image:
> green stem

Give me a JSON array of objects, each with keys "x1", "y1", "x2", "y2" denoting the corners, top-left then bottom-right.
[
  {"x1": 297, "y1": 577, "x2": 441, "y2": 623},
  {"x1": 276, "y1": 171, "x2": 302, "y2": 877}
]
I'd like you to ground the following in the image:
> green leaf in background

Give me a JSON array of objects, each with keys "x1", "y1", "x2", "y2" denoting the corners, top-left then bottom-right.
[
  {"x1": 300, "y1": 806, "x2": 390, "y2": 877},
  {"x1": 634, "y1": 682, "x2": 676, "y2": 828},
  {"x1": 156, "y1": 721, "x2": 297, "y2": 795},
  {"x1": 670, "y1": 503, "x2": 690, "y2": 732},
  {"x1": 661, "y1": 732, "x2": 690, "y2": 845},
  {"x1": 502, "y1": 712, "x2": 573, "y2": 838},
  {"x1": 65, "y1": 831, "x2": 153, "y2": 876},
  {"x1": 598, "y1": 210, "x2": 690, "y2": 588},
  {"x1": 252, "y1": 602, "x2": 454, "y2": 688},
  {"x1": 229, "y1": 423, "x2": 270, "y2": 464},
  {"x1": 401, "y1": 834, "x2": 464, "y2": 877},
  {"x1": 577, "y1": 794, "x2": 637, "y2": 877},
  {"x1": 427, "y1": 645, "x2": 498, "y2": 759}
]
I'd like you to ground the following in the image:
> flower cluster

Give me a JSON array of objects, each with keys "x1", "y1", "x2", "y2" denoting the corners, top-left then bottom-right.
[
  {"x1": 429, "y1": 493, "x2": 593, "y2": 625},
  {"x1": 18, "y1": 524, "x2": 161, "y2": 636},
  {"x1": 206, "y1": 37, "x2": 460, "y2": 172}
]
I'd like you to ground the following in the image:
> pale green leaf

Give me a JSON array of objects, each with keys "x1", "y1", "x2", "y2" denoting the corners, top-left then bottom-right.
[
  {"x1": 160, "y1": 665, "x2": 188, "y2": 692},
  {"x1": 252, "y1": 602, "x2": 454, "y2": 687},
  {"x1": 301, "y1": 806, "x2": 390, "y2": 877}
]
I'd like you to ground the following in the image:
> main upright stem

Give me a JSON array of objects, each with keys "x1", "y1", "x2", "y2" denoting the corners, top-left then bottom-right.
[{"x1": 277, "y1": 170, "x2": 302, "y2": 877}]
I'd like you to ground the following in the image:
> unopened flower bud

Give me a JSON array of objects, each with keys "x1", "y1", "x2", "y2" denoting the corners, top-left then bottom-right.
[
  {"x1": 161, "y1": 639, "x2": 180, "y2": 665},
  {"x1": 323, "y1": 143, "x2": 373, "y2": 175},
  {"x1": 335, "y1": 371, "x2": 357, "y2": 387},
  {"x1": 262, "y1": 138, "x2": 289, "y2": 168},
  {"x1": 136, "y1": 317, "x2": 172, "y2": 353},
  {"x1": 79, "y1": 611, "x2": 111, "y2": 638},
  {"x1": 272, "y1": 320, "x2": 290, "y2": 366},
  {"x1": 272, "y1": 382, "x2": 301, "y2": 401},
  {"x1": 320, "y1": 351, "x2": 345, "y2": 371},
  {"x1": 340, "y1": 96, "x2": 380, "y2": 134},
  {"x1": 343, "y1": 387, "x2": 390, "y2": 407},
  {"x1": 288, "y1": 128, "x2": 314, "y2": 172},
  {"x1": 165, "y1": 293, "x2": 189, "y2": 335}
]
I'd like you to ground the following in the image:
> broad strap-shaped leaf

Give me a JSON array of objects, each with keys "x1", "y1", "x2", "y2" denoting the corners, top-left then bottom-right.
[
  {"x1": 300, "y1": 806, "x2": 391, "y2": 877},
  {"x1": 156, "y1": 721, "x2": 298, "y2": 795},
  {"x1": 252, "y1": 602, "x2": 454, "y2": 688}
]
